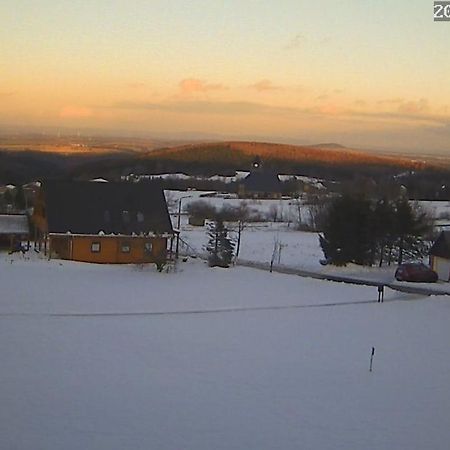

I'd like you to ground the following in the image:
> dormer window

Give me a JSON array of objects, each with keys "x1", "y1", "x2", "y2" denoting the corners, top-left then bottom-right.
[
  {"x1": 104, "y1": 210, "x2": 111, "y2": 222},
  {"x1": 137, "y1": 211, "x2": 144, "y2": 223},
  {"x1": 122, "y1": 210, "x2": 130, "y2": 223}
]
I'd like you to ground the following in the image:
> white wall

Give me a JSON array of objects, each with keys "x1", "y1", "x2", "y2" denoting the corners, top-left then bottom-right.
[{"x1": 432, "y1": 256, "x2": 450, "y2": 281}]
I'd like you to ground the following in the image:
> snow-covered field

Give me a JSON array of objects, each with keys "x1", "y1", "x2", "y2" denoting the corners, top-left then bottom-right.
[
  {"x1": 1, "y1": 253, "x2": 450, "y2": 450},
  {"x1": 167, "y1": 190, "x2": 450, "y2": 293}
]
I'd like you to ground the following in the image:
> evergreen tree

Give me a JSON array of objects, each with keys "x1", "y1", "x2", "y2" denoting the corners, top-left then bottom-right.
[
  {"x1": 319, "y1": 195, "x2": 374, "y2": 266},
  {"x1": 206, "y1": 218, "x2": 235, "y2": 267},
  {"x1": 372, "y1": 199, "x2": 396, "y2": 266},
  {"x1": 319, "y1": 195, "x2": 432, "y2": 267},
  {"x1": 392, "y1": 199, "x2": 432, "y2": 264}
]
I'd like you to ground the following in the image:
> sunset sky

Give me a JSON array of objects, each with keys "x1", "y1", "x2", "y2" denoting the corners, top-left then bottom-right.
[{"x1": 1, "y1": 0, "x2": 449, "y2": 153}]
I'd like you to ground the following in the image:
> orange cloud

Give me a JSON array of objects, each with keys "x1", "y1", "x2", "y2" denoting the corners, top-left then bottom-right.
[
  {"x1": 127, "y1": 82, "x2": 146, "y2": 89},
  {"x1": 59, "y1": 106, "x2": 93, "y2": 118},
  {"x1": 249, "y1": 79, "x2": 281, "y2": 92},
  {"x1": 353, "y1": 99, "x2": 367, "y2": 107},
  {"x1": 0, "y1": 91, "x2": 16, "y2": 97},
  {"x1": 317, "y1": 104, "x2": 341, "y2": 115},
  {"x1": 179, "y1": 78, "x2": 227, "y2": 94},
  {"x1": 397, "y1": 98, "x2": 429, "y2": 114}
]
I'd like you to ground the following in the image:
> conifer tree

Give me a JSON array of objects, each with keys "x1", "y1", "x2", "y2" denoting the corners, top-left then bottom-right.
[
  {"x1": 319, "y1": 195, "x2": 432, "y2": 267},
  {"x1": 206, "y1": 218, "x2": 235, "y2": 267},
  {"x1": 392, "y1": 198, "x2": 432, "y2": 264},
  {"x1": 319, "y1": 195, "x2": 374, "y2": 266}
]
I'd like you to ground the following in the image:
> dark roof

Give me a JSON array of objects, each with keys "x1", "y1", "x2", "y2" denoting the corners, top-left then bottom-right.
[
  {"x1": 242, "y1": 171, "x2": 282, "y2": 193},
  {"x1": 42, "y1": 181, "x2": 173, "y2": 235},
  {"x1": 430, "y1": 231, "x2": 450, "y2": 259}
]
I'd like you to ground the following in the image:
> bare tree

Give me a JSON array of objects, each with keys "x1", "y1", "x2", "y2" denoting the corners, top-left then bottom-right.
[
  {"x1": 303, "y1": 194, "x2": 331, "y2": 232},
  {"x1": 270, "y1": 235, "x2": 282, "y2": 272},
  {"x1": 234, "y1": 202, "x2": 250, "y2": 260},
  {"x1": 268, "y1": 204, "x2": 279, "y2": 222},
  {"x1": 289, "y1": 198, "x2": 305, "y2": 229}
]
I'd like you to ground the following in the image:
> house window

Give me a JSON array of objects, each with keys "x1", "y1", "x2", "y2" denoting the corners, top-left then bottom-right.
[
  {"x1": 137, "y1": 211, "x2": 144, "y2": 223},
  {"x1": 144, "y1": 241, "x2": 152, "y2": 255},
  {"x1": 91, "y1": 242, "x2": 101, "y2": 253},
  {"x1": 121, "y1": 242, "x2": 131, "y2": 253}
]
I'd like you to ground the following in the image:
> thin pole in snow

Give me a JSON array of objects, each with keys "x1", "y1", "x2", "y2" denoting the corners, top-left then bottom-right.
[{"x1": 369, "y1": 347, "x2": 375, "y2": 372}]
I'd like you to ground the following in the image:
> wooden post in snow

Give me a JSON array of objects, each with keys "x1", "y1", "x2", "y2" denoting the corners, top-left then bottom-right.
[{"x1": 369, "y1": 347, "x2": 375, "y2": 372}]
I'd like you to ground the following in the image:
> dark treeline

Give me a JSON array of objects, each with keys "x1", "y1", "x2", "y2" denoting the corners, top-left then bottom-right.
[
  {"x1": 0, "y1": 149, "x2": 449, "y2": 200},
  {"x1": 319, "y1": 195, "x2": 434, "y2": 267},
  {"x1": 399, "y1": 169, "x2": 450, "y2": 200}
]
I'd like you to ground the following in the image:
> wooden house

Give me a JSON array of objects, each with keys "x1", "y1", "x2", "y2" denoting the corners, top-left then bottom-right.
[
  {"x1": 238, "y1": 171, "x2": 282, "y2": 199},
  {"x1": 238, "y1": 159, "x2": 282, "y2": 199},
  {"x1": 32, "y1": 181, "x2": 174, "y2": 264},
  {"x1": 430, "y1": 231, "x2": 450, "y2": 281}
]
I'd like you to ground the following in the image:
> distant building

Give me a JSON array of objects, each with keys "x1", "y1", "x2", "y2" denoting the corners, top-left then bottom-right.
[
  {"x1": 430, "y1": 231, "x2": 450, "y2": 281},
  {"x1": 32, "y1": 181, "x2": 174, "y2": 264},
  {"x1": 238, "y1": 158, "x2": 282, "y2": 199}
]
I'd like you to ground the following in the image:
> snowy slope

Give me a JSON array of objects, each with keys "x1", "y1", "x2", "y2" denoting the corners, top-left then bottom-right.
[{"x1": 1, "y1": 254, "x2": 450, "y2": 450}]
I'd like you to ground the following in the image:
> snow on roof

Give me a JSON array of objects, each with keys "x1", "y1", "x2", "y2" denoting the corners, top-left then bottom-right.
[
  {"x1": 90, "y1": 178, "x2": 109, "y2": 183},
  {"x1": 235, "y1": 171, "x2": 250, "y2": 179},
  {"x1": 0, "y1": 215, "x2": 29, "y2": 234},
  {"x1": 278, "y1": 175, "x2": 296, "y2": 182}
]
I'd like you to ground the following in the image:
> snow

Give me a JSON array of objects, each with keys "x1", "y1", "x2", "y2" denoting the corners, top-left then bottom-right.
[
  {"x1": 169, "y1": 191, "x2": 450, "y2": 293},
  {"x1": 182, "y1": 224, "x2": 450, "y2": 293},
  {"x1": 1, "y1": 252, "x2": 450, "y2": 450},
  {"x1": 418, "y1": 200, "x2": 450, "y2": 219},
  {"x1": 166, "y1": 189, "x2": 306, "y2": 222},
  {"x1": 127, "y1": 172, "x2": 327, "y2": 188}
]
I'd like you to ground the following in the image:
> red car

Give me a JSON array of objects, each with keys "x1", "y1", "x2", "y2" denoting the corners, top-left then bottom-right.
[{"x1": 395, "y1": 263, "x2": 438, "y2": 282}]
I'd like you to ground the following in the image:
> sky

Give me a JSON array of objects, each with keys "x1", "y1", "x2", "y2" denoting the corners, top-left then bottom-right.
[{"x1": 0, "y1": 0, "x2": 449, "y2": 153}]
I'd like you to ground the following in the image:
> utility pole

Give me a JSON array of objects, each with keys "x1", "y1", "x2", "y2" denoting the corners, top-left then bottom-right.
[{"x1": 175, "y1": 195, "x2": 191, "y2": 259}]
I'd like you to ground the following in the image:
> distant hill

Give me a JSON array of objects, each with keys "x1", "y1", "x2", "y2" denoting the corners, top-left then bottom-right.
[
  {"x1": 0, "y1": 139, "x2": 446, "y2": 186},
  {"x1": 141, "y1": 141, "x2": 427, "y2": 172}
]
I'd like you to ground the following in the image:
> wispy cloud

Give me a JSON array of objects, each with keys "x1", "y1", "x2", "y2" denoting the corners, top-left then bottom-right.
[
  {"x1": 345, "y1": 108, "x2": 448, "y2": 127},
  {"x1": 179, "y1": 78, "x2": 227, "y2": 94},
  {"x1": 397, "y1": 98, "x2": 429, "y2": 114},
  {"x1": 127, "y1": 82, "x2": 146, "y2": 89},
  {"x1": 284, "y1": 33, "x2": 306, "y2": 50},
  {"x1": 0, "y1": 91, "x2": 17, "y2": 98},
  {"x1": 315, "y1": 89, "x2": 343, "y2": 101},
  {"x1": 111, "y1": 98, "x2": 450, "y2": 127},
  {"x1": 59, "y1": 106, "x2": 93, "y2": 119},
  {"x1": 248, "y1": 79, "x2": 282, "y2": 92},
  {"x1": 349, "y1": 98, "x2": 442, "y2": 124},
  {"x1": 114, "y1": 99, "x2": 296, "y2": 116}
]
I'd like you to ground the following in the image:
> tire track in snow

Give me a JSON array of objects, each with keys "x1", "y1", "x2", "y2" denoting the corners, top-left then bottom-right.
[{"x1": 0, "y1": 294, "x2": 424, "y2": 319}]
